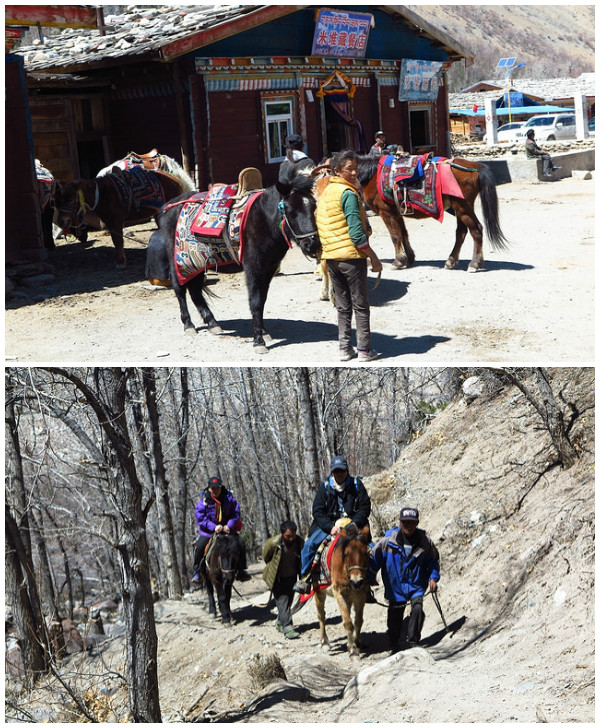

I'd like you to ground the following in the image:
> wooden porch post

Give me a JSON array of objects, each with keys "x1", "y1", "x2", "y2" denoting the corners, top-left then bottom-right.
[{"x1": 172, "y1": 61, "x2": 193, "y2": 180}]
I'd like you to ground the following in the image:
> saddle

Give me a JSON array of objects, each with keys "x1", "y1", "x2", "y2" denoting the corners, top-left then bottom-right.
[
  {"x1": 377, "y1": 152, "x2": 444, "y2": 221},
  {"x1": 125, "y1": 149, "x2": 162, "y2": 170},
  {"x1": 172, "y1": 170, "x2": 264, "y2": 285}
]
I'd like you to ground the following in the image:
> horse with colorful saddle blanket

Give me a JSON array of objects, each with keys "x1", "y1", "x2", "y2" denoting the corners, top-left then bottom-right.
[{"x1": 146, "y1": 162, "x2": 320, "y2": 350}]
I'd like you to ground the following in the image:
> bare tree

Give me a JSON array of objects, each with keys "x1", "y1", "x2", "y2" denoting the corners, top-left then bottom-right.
[{"x1": 44, "y1": 367, "x2": 162, "y2": 722}]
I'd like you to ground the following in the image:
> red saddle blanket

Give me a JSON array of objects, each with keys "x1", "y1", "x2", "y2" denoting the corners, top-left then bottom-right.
[
  {"x1": 377, "y1": 154, "x2": 464, "y2": 222},
  {"x1": 297, "y1": 535, "x2": 341, "y2": 606},
  {"x1": 172, "y1": 190, "x2": 262, "y2": 285},
  {"x1": 190, "y1": 183, "x2": 238, "y2": 237}
]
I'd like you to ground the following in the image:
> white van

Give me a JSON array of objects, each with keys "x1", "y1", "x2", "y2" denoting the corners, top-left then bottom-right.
[{"x1": 515, "y1": 114, "x2": 577, "y2": 142}]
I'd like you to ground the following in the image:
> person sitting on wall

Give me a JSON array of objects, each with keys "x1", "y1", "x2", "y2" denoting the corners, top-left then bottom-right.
[{"x1": 525, "y1": 129, "x2": 560, "y2": 178}]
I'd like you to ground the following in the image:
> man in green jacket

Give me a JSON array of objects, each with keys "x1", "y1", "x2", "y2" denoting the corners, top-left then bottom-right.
[{"x1": 262, "y1": 521, "x2": 304, "y2": 639}]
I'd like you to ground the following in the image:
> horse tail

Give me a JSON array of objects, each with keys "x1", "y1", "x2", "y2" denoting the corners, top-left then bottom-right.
[{"x1": 477, "y1": 163, "x2": 509, "y2": 251}]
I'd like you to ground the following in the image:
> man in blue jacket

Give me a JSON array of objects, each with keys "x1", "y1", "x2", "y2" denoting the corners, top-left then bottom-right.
[
  {"x1": 294, "y1": 455, "x2": 371, "y2": 594},
  {"x1": 371, "y1": 507, "x2": 440, "y2": 651}
]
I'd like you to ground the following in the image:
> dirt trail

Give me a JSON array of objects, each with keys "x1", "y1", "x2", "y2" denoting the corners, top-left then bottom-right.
[{"x1": 5, "y1": 177, "x2": 594, "y2": 364}]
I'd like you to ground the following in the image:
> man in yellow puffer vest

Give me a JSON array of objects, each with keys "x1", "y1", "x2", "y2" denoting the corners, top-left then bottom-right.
[{"x1": 316, "y1": 149, "x2": 382, "y2": 361}]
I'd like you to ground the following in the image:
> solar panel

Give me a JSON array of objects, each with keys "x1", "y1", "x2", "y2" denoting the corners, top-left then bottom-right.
[{"x1": 497, "y1": 57, "x2": 517, "y2": 68}]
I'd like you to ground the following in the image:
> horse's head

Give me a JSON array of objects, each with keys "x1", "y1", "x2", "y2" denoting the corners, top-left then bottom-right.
[
  {"x1": 340, "y1": 524, "x2": 370, "y2": 590},
  {"x1": 213, "y1": 533, "x2": 241, "y2": 585},
  {"x1": 55, "y1": 179, "x2": 96, "y2": 231},
  {"x1": 276, "y1": 166, "x2": 321, "y2": 259}
]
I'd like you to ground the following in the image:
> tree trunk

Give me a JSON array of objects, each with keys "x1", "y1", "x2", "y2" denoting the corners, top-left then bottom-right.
[
  {"x1": 46, "y1": 367, "x2": 162, "y2": 722},
  {"x1": 5, "y1": 506, "x2": 50, "y2": 685},
  {"x1": 142, "y1": 368, "x2": 183, "y2": 599}
]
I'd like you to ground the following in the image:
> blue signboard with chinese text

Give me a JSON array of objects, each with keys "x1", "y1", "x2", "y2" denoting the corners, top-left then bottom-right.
[
  {"x1": 398, "y1": 59, "x2": 443, "y2": 101},
  {"x1": 311, "y1": 9, "x2": 374, "y2": 58}
]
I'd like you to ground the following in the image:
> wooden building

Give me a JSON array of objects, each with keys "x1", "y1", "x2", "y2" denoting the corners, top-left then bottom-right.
[
  {"x1": 9, "y1": 5, "x2": 472, "y2": 261},
  {"x1": 17, "y1": 6, "x2": 472, "y2": 183}
]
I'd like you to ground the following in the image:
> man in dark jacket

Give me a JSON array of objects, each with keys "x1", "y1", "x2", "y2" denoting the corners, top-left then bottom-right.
[
  {"x1": 192, "y1": 476, "x2": 251, "y2": 584},
  {"x1": 294, "y1": 455, "x2": 371, "y2": 593},
  {"x1": 525, "y1": 129, "x2": 560, "y2": 178},
  {"x1": 371, "y1": 507, "x2": 440, "y2": 651},
  {"x1": 262, "y1": 520, "x2": 304, "y2": 639}
]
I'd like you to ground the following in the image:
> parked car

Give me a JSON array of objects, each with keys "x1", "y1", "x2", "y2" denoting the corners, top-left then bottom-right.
[
  {"x1": 515, "y1": 113, "x2": 577, "y2": 142},
  {"x1": 483, "y1": 121, "x2": 525, "y2": 143}
]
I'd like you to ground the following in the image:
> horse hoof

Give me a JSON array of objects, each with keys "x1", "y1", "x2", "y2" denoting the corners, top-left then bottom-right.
[
  {"x1": 321, "y1": 643, "x2": 331, "y2": 652},
  {"x1": 392, "y1": 259, "x2": 408, "y2": 270},
  {"x1": 467, "y1": 265, "x2": 481, "y2": 273},
  {"x1": 263, "y1": 333, "x2": 273, "y2": 342},
  {"x1": 445, "y1": 260, "x2": 458, "y2": 270},
  {"x1": 208, "y1": 325, "x2": 223, "y2": 335},
  {"x1": 184, "y1": 326, "x2": 197, "y2": 335},
  {"x1": 253, "y1": 345, "x2": 269, "y2": 354}
]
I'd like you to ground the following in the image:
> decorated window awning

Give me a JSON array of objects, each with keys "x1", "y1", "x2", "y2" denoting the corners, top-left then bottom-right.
[{"x1": 205, "y1": 75, "x2": 298, "y2": 92}]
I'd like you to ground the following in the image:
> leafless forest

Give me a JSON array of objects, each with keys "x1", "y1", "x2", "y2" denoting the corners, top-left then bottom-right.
[{"x1": 5, "y1": 366, "x2": 584, "y2": 721}]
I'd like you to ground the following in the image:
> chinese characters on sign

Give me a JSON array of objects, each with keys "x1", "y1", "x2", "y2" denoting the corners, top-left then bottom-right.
[
  {"x1": 311, "y1": 9, "x2": 374, "y2": 58},
  {"x1": 398, "y1": 59, "x2": 443, "y2": 102}
]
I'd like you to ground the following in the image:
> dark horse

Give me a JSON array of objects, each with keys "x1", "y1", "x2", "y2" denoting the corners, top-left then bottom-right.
[
  {"x1": 357, "y1": 154, "x2": 509, "y2": 272},
  {"x1": 201, "y1": 533, "x2": 243, "y2": 623},
  {"x1": 55, "y1": 168, "x2": 183, "y2": 268},
  {"x1": 149, "y1": 163, "x2": 320, "y2": 350}
]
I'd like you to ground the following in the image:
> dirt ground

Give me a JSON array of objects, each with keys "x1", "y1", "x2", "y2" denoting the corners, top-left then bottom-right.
[{"x1": 5, "y1": 176, "x2": 595, "y2": 364}]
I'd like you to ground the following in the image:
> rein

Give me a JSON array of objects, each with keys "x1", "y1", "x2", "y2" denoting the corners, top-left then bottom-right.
[{"x1": 449, "y1": 161, "x2": 478, "y2": 173}]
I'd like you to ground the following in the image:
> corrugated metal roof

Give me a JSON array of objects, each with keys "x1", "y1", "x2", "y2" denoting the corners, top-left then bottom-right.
[{"x1": 459, "y1": 75, "x2": 595, "y2": 102}]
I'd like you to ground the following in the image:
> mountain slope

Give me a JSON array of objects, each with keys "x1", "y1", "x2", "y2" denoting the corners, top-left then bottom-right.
[{"x1": 408, "y1": 5, "x2": 595, "y2": 90}]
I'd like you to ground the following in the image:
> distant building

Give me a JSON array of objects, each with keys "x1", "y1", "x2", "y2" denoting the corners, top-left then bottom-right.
[{"x1": 449, "y1": 74, "x2": 595, "y2": 137}]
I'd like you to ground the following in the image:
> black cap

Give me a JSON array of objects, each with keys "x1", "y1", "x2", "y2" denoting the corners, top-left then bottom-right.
[
  {"x1": 208, "y1": 476, "x2": 222, "y2": 488},
  {"x1": 400, "y1": 507, "x2": 419, "y2": 522},
  {"x1": 330, "y1": 455, "x2": 348, "y2": 472},
  {"x1": 526, "y1": 129, "x2": 535, "y2": 138},
  {"x1": 285, "y1": 133, "x2": 303, "y2": 148}
]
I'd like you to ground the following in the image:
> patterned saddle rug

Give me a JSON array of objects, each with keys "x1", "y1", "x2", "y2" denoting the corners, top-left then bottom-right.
[
  {"x1": 297, "y1": 535, "x2": 340, "y2": 606},
  {"x1": 378, "y1": 153, "x2": 444, "y2": 221},
  {"x1": 190, "y1": 183, "x2": 237, "y2": 237},
  {"x1": 35, "y1": 161, "x2": 56, "y2": 213},
  {"x1": 172, "y1": 188, "x2": 263, "y2": 285},
  {"x1": 107, "y1": 166, "x2": 166, "y2": 213}
]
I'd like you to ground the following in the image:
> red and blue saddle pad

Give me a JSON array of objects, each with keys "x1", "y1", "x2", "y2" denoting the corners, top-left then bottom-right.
[{"x1": 377, "y1": 153, "x2": 464, "y2": 222}]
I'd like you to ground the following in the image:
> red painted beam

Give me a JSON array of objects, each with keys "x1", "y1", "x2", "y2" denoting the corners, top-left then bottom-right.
[
  {"x1": 160, "y1": 5, "x2": 303, "y2": 62},
  {"x1": 5, "y1": 5, "x2": 97, "y2": 29}
]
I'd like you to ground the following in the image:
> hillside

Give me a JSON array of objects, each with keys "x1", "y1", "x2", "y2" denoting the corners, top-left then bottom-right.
[
  {"x1": 408, "y1": 5, "x2": 595, "y2": 90},
  {"x1": 9, "y1": 368, "x2": 594, "y2": 722}
]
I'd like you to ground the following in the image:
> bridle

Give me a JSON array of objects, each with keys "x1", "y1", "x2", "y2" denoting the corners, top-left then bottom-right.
[
  {"x1": 58, "y1": 182, "x2": 100, "y2": 227},
  {"x1": 277, "y1": 199, "x2": 318, "y2": 248}
]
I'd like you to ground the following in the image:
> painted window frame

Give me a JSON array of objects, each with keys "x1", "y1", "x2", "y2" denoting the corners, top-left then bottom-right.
[{"x1": 262, "y1": 94, "x2": 295, "y2": 163}]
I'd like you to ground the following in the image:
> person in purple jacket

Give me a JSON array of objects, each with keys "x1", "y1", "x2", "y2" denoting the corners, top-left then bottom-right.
[{"x1": 192, "y1": 476, "x2": 251, "y2": 583}]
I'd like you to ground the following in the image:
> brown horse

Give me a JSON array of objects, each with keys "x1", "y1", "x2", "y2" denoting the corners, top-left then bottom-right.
[
  {"x1": 314, "y1": 524, "x2": 370, "y2": 656},
  {"x1": 55, "y1": 168, "x2": 183, "y2": 267},
  {"x1": 357, "y1": 154, "x2": 509, "y2": 272}
]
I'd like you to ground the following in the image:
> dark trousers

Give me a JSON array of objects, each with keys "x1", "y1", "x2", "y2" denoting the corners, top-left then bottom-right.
[
  {"x1": 273, "y1": 575, "x2": 296, "y2": 629},
  {"x1": 387, "y1": 596, "x2": 425, "y2": 648},
  {"x1": 540, "y1": 153, "x2": 555, "y2": 174},
  {"x1": 193, "y1": 533, "x2": 248, "y2": 575},
  {"x1": 327, "y1": 258, "x2": 371, "y2": 352}
]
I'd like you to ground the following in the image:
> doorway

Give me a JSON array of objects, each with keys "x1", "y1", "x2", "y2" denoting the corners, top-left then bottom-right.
[{"x1": 324, "y1": 98, "x2": 350, "y2": 155}]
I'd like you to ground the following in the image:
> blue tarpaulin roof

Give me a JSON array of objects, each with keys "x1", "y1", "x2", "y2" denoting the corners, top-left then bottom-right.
[{"x1": 450, "y1": 105, "x2": 574, "y2": 117}]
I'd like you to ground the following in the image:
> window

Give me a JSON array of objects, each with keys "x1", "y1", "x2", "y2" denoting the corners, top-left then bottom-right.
[
  {"x1": 409, "y1": 106, "x2": 433, "y2": 149},
  {"x1": 263, "y1": 97, "x2": 294, "y2": 163}
]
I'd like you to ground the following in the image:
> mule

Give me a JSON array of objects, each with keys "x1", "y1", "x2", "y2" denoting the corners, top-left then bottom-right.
[
  {"x1": 149, "y1": 163, "x2": 320, "y2": 350},
  {"x1": 55, "y1": 168, "x2": 183, "y2": 267},
  {"x1": 313, "y1": 524, "x2": 371, "y2": 656},
  {"x1": 357, "y1": 153, "x2": 509, "y2": 272},
  {"x1": 201, "y1": 533, "x2": 242, "y2": 623},
  {"x1": 97, "y1": 149, "x2": 195, "y2": 192}
]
